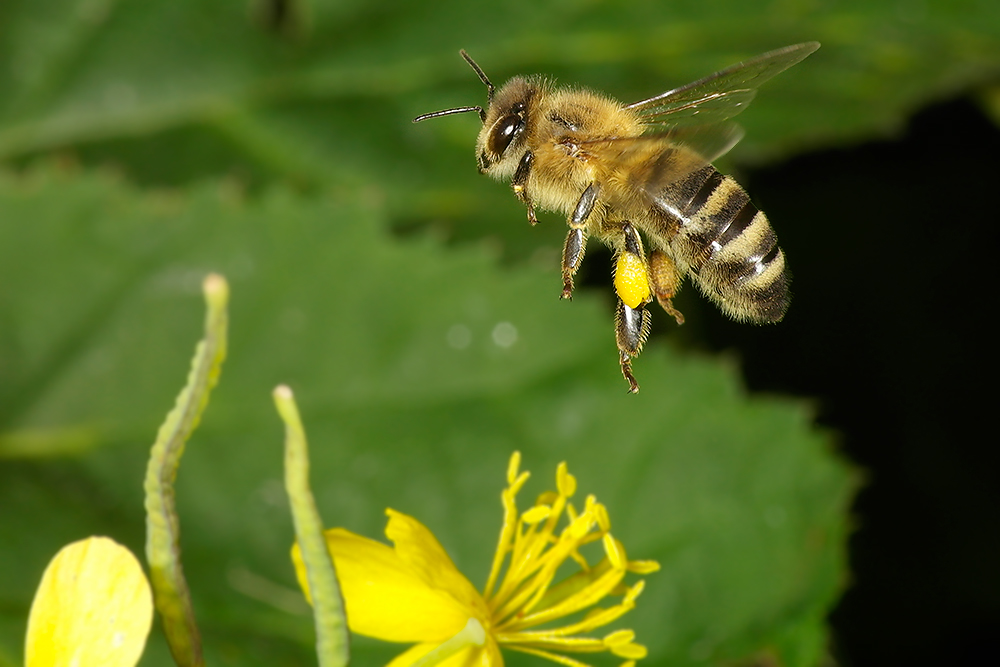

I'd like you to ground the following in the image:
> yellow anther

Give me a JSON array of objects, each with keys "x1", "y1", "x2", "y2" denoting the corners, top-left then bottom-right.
[
  {"x1": 614, "y1": 252, "x2": 652, "y2": 309},
  {"x1": 627, "y1": 560, "x2": 660, "y2": 575},
  {"x1": 522, "y1": 505, "x2": 552, "y2": 524},
  {"x1": 556, "y1": 463, "x2": 577, "y2": 498},
  {"x1": 594, "y1": 503, "x2": 611, "y2": 532},
  {"x1": 604, "y1": 533, "x2": 626, "y2": 570},
  {"x1": 537, "y1": 490, "x2": 559, "y2": 506},
  {"x1": 611, "y1": 643, "x2": 648, "y2": 659},
  {"x1": 509, "y1": 472, "x2": 531, "y2": 499},
  {"x1": 624, "y1": 580, "x2": 646, "y2": 602},
  {"x1": 507, "y1": 451, "x2": 522, "y2": 484},
  {"x1": 603, "y1": 629, "x2": 636, "y2": 646}
]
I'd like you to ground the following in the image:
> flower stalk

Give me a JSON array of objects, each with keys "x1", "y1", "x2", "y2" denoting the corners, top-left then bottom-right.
[
  {"x1": 275, "y1": 383, "x2": 350, "y2": 667},
  {"x1": 143, "y1": 273, "x2": 229, "y2": 667}
]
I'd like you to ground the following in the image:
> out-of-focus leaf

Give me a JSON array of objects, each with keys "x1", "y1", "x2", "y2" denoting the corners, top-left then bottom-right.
[
  {"x1": 2, "y1": 0, "x2": 996, "y2": 263},
  {"x1": 0, "y1": 167, "x2": 854, "y2": 666},
  {"x1": 1, "y1": 0, "x2": 997, "y2": 159}
]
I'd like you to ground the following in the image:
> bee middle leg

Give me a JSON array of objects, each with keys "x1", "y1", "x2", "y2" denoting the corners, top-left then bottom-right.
[{"x1": 561, "y1": 182, "x2": 600, "y2": 299}]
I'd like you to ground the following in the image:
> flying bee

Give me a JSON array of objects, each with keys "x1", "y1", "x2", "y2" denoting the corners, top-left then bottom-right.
[{"x1": 414, "y1": 43, "x2": 820, "y2": 393}]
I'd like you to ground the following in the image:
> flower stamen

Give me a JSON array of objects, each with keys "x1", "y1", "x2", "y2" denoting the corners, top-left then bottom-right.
[{"x1": 505, "y1": 645, "x2": 596, "y2": 667}]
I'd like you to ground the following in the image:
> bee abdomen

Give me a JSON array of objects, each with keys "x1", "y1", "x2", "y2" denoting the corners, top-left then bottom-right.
[{"x1": 668, "y1": 168, "x2": 790, "y2": 323}]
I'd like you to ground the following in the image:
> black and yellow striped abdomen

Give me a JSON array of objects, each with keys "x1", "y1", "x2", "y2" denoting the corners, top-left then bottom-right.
[{"x1": 645, "y1": 161, "x2": 789, "y2": 323}]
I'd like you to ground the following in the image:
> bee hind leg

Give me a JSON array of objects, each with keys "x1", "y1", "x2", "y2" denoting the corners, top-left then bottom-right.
[
  {"x1": 561, "y1": 182, "x2": 601, "y2": 299},
  {"x1": 650, "y1": 250, "x2": 685, "y2": 325},
  {"x1": 613, "y1": 222, "x2": 653, "y2": 393},
  {"x1": 615, "y1": 299, "x2": 651, "y2": 394}
]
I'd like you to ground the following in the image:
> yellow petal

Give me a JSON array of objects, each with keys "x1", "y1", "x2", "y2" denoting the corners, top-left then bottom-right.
[
  {"x1": 384, "y1": 510, "x2": 490, "y2": 621},
  {"x1": 25, "y1": 537, "x2": 152, "y2": 667},
  {"x1": 292, "y1": 526, "x2": 474, "y2": 643},
  {"x1": 386, "y1": 638, "x2": 502, "y2": 667},
  {"x1": 386, "y1": 642, "x2": 439, "y2": 667}
]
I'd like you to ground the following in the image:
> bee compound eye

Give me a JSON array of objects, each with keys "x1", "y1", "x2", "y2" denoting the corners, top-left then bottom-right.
[{"x1": 489, "y1": 113, "x2": 524, "y2": 156}]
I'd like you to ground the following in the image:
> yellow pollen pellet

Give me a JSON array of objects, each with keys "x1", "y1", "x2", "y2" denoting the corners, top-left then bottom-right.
[{"x1": 614, "y1": 253, "x2": 651, "y2": 309}]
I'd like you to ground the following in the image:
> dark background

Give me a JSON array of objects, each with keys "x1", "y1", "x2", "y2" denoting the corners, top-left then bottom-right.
[{"x1": 711, "y1": 98, "x2": 998, "y2": 667}]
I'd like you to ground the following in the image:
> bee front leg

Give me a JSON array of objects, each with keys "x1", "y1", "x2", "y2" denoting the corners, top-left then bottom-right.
[
  {"x1": 616, "y1": 299, "x2": 651, "y2": 394},
  {"x1": 650, "y1": 250, "x2": 685, "y2": 325},
  {"x1": 561, "y1": 182, "x2": 600, "y2": 299},
  {"x1": 511, "y1": 151, "x2": 537, "y2": 225}
]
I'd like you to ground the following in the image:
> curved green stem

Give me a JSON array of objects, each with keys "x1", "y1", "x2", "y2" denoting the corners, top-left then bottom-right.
[
  {"x1": 275, "y1": 384, "x2": 350, "y2": 667},
  {"x1": 143, "y1": 273, "x2": 229, "y2": 667}
]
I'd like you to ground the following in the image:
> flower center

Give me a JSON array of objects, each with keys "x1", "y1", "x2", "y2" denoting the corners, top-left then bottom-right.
[{"x1": 410, "y1": 618, "x2": 487, "y2": 667}]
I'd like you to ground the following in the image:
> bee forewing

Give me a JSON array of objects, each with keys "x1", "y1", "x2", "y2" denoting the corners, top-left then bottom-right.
[
  {"x1": 662, "y1": 123, "x2": 745, "y2": 163},
  {"x1": 578, "y1": 122, "x2": 744, "y2": 183},
  {"x1": 625, "y1": 42, "x2": 819, "y2": 127},
  {"x1": 631, "y1": 89, "x2": 759, "y2": 128}
]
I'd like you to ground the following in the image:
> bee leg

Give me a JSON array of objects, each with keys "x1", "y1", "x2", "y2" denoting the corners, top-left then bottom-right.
[
  {"x1": 511, "y1": 151, "x2": 538, "y2": 225},
  {"x1": 649, "y1": 250, "x2": 685, "y2": 325},
  {"x1": 561, "y1": 182, "x2": 601, "y2": 299},
  {"x1": 613, "y1": 223, "x2": 653, "y2": 393},
  {"x1": 614, "y1": 222, "x2": 653, "y2": 310},
  {"x1": 616, "y1": 299, "x2": 651, "y2": 394},
  {"x1": 561, "y1": 228, "x2": 587, "y2": 299}
]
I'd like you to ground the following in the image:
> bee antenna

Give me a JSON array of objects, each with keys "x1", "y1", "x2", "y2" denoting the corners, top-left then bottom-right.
[
  {"x1": 460, "y1": 50, "x2": 495, "y2": 101},
  {"x1": 412, "y1": 106, "x2": 485, "y2": 123},
  {"x1": 412, "y1": 50, "x2": 494, "y2": 124}
]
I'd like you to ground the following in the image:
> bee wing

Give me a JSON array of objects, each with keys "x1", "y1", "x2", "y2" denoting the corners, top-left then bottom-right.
[
  {"x1": 578, "y1": 122, "x2": 744, "y2": 178},
  {"x1": 624, "y1": 42, "x2": 819, "y2": 127},
  {"x1": 659, "y1": 122, "x2": 745, "y2": 163}
]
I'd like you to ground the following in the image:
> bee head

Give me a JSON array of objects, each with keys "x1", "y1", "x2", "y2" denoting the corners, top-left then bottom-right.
[
  {"x1": 475, "y1": 77, "x2": 537, "y2": 177},
  {"x1": 413, "y1": 50, "x2": 537, "y2": 178}
]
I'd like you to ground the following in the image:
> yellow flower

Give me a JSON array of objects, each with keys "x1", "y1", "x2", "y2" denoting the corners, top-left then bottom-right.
[
  {"x1": 25, "y1": 536, "x2": 153, "y2": 667},
  {"x1": 292, "y1": 452, "x2": 659, "y2": 667}
]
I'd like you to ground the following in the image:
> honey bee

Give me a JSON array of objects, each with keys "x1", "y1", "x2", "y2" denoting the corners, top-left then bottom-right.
[{"x1": 414, "y1": 43, "x2": 819, "y2": 393}]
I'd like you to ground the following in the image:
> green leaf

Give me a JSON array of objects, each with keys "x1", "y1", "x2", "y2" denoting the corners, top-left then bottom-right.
[
  {"x1": 2, "y1": 0, "x2": 998, "y2": 162},
  {"x1": 0, "y1": 167, "x2": 854, "y2": 666},
  {"x1": 3, "y1": 0, "x2": 997, "y2": 266}
]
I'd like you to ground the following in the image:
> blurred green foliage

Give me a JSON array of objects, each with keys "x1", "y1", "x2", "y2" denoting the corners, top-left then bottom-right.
[{"x1": 1, "y1": 0, "x2": 997, "y2": 665}]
